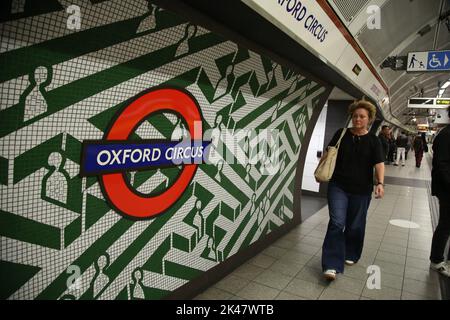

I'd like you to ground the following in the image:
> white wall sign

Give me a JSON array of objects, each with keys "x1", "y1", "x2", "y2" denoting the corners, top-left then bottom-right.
[{"x1": 242, "y1": 0, "x2": 389, "y2": 107}]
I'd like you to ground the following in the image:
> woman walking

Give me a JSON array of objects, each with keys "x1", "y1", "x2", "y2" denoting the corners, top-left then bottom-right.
[{"x1": 319, "y1": 100, "x2": 385, "y2": 281}]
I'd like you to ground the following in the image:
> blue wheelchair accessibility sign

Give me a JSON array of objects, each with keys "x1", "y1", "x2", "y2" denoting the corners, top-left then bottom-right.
[
  {"x1": 407, "y1": 50, "x2": 450, "y2": 72},
  {"x1": 427, "y1": 51, "x2": 450, "y2": 71}
]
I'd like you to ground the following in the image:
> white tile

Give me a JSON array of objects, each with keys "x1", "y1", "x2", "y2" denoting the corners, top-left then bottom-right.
[
  {"x1": 253, "y1": 269, "x2": 293, "y2": 291},
  {"x1": 236, "y1": 282, "x2": 280, "y2": 300},
  {"x1": 284, "y1": 278, "x2": 327, "y2": 300}
]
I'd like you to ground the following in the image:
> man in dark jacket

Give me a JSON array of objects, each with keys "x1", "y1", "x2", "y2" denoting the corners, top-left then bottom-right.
[
  {"x1": 394, "y1": 132, "x2": 408, "y2": 166},
  {"x1": 378, "y1": 125, "x2": 390, "y2": 164},
  {"x1": 430, "y1": 106, "x2": 450, "y2": 277},
  {"x1": 413, "y1": 134, "x2": 424, "y2": 168},
  {"x1": 422, "y1": 132, "x2": 429, "y2": 153}
]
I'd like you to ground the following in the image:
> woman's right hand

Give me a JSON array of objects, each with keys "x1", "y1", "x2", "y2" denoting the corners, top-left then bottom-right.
[{"x1": 374, "y1": 184, "x2": 384, "y2": 199}]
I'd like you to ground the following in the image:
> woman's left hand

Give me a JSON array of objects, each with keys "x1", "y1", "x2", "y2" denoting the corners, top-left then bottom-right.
[{"x1": 374, "y1": 184, "x2": 384, "y2": 199}]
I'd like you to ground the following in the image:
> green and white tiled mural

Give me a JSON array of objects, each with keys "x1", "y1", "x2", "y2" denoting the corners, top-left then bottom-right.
[{"x1": 0, "y1": 0, "x2": 327, "y2": 299}]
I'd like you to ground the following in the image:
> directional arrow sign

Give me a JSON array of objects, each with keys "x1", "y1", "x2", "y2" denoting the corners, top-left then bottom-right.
[
  {"x1": 408, "y1": 98, "x2": 450, "y2": 109},
  {"x1": 407, "y1": 50, "x2": 450, "y2": 72}
]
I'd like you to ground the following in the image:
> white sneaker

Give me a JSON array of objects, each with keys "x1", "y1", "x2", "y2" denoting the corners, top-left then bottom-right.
[
  {"x1": 323, "y1": 269, "x2": 336, "y2": 281},
  {"x1": 430, "y1": 262, "x2": 450, "y2": 277},
  {"x1": 345, "y1": 260, "x2": 355, "y2": 266}
]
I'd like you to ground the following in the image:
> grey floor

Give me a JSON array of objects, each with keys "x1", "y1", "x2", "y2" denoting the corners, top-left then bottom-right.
[
  {"x1": 300, "y1": 195, "x2": 327, "y2": 221},
  {"x1": 194, "y1": 152, "x2": 445, "y2": 300}
]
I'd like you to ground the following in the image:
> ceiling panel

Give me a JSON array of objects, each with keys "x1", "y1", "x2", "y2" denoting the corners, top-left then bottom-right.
[
  {"x1": 357, "y1": 0, "x2": 441, "y2": 65},
  {"x1": 400, "y1": 24, "x2": 438, "y2": 55},
  {"x1": 390, "y1": 72, "x2": 418, "y2": 96},
  {"x1": 331, "y1": 0, "x2": 370, "y2": 22},
  {"x1": 380, "y1": 67, "x2": 402, "y2": 85},
  {"x1": 421, "y1": 73, "x2": 450, "y2": 95},
  {"x1": 436, "y1": 19, "x2": 450, "y2": 49},
  {"x1": 329, "y1": 0, "x2": 447, "y2": 126}
]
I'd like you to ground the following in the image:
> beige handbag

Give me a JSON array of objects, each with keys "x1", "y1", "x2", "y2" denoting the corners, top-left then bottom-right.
[{"x1": 314, "y1": 128, "x2": 347, "y2": 182}]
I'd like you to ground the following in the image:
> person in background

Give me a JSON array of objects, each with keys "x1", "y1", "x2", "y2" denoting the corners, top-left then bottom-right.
[
  {"x1": 378, "y1": 125, "x2": 390, "y2": 164},
  {"x1": 422, "y1": 132, "x2": 429, "y2": 153},
  {"x1": 318, "y1": 100, "x2": 385, "y2": 281},
  {"x1": 405, "y1": 134, "x2": 412, "y2": 160},
  {"x1": 430, "y1": 106, "x2": 450, "y2": 277},
  {"x1": 394, "y1": 131, "x2": 408, "y2": 166},
  {"x1": 413, "y1": 134, "x2": 424, "y2": 168},
  {"x1": 388, "y1": 132, "x2": 396, "y2": 164}
]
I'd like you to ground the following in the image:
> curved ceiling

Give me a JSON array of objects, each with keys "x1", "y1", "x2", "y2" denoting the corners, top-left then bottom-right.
[{"x1": 328, "y1": 0, "x2": 450, "y2": 128}]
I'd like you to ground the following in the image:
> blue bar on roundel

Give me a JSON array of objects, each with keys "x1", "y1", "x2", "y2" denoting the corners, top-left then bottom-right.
[{"x1": 81, "y1": 140, "x2": 210, "y2": 176}]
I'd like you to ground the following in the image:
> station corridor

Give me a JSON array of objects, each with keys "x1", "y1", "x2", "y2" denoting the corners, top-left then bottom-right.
[{"x1": 1, "y1": 0, "x2": 449, "y2": 303}]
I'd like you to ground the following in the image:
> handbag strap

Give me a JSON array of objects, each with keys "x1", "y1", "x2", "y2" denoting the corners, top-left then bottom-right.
[{"x1": 334, "y1": 128, "x2": 347, "y2": 149}]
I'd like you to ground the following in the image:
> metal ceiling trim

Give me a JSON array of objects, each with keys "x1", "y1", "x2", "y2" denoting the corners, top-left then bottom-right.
[{"x1": 317, "y1": 0, "x2": 389, "y2": 92}]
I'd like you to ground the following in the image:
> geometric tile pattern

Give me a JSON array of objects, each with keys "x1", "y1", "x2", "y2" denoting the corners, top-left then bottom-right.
[{"x1": 0, "y1": 1, "x2": 326, "y2": 299}]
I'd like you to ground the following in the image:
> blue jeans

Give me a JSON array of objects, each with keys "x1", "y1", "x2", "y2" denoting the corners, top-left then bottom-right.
[{"x1": 322, "y1": 181, "x2": 371, "y2": 273}]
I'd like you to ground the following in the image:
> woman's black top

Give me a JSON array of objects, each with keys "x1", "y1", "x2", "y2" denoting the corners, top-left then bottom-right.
[{"x1": 327, "y1": 128, "x2": 384, "y2": 195}]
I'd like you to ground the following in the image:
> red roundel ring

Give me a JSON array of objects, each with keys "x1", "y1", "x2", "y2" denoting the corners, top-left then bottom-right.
[{"x1": 100, "y1": 88, "x2": 202, "y2": 219}]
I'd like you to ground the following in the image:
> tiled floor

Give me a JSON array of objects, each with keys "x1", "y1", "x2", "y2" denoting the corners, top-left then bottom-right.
[{"x1": 194, "y1": 152, "x2": 446, "y2": 300}]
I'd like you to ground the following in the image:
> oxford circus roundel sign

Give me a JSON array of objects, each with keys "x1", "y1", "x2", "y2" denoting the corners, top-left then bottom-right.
[{"x1": 80, "y1": 88, "x2": 209, "y2": 219}]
